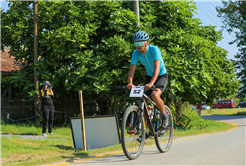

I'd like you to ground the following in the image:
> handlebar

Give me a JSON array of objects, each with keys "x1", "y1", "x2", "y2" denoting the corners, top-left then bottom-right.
[
  {"x1": 116, "y1": 86, "x2": 127, "y2": 89},
  {"x1": 116, "y1": 85, "x2": 165, "y2": 90}
]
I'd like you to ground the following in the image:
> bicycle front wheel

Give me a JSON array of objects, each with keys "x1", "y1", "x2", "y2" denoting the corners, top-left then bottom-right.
[
  {"x1": 121, "y1": 105, "x2": 146, "y2": 160},
  {"x1": 154, "y1": 105, "x2": 174, "y2": 153}
]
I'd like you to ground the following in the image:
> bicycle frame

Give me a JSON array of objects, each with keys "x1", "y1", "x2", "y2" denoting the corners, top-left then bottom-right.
[{"x1": 132, "y1": 93, "x2": 159, "y2": 137}]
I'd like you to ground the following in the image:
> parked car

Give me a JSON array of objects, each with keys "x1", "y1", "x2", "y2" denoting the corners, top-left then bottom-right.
[
  {"x1": 201, "y1": 103, "x2": 210, "y2": 110},
  {"x1": 202, "y1": 105, "x2": 211, "y2": 110},
  {"x1": 212, "y1": 99, "x2": 235, "y2": 109},
  {"x1": 238, "y1": 101, "x2": 246, "y2": 108}
]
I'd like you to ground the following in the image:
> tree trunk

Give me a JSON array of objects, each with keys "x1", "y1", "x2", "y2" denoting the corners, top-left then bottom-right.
[{"x1": 174, "y1": 97, "x2": 183, "y2": 123}]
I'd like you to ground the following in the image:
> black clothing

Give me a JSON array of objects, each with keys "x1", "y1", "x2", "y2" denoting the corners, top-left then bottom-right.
[
  {"x1": 144, "y1": 73, "x2": 168, "y2": 96},
  {"x1": 42, "y1": 109, "x2": 54, "y2": 133},
  {"x1": 41, "y1": 90, "x2": 54, "y2": 109},
  {"x1": 40, "y1": 81, "x2": 55, "y2": 134}
]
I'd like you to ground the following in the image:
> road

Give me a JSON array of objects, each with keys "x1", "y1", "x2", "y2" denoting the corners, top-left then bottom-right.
[{"x1": 52, "y1": 115, "x2": 246, "y2": 166}]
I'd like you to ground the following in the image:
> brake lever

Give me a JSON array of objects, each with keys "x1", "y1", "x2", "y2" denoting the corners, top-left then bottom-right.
[{"x1": 150, "y1": 85, "x2": 156, "y2": 91}]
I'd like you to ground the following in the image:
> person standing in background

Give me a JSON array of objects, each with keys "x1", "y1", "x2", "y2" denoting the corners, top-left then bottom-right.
[
  {"x1": 40, "y1": 81, "x2": 55, "y2": 136},
  {"x1": 196, "y1": 103, "x2": 202, "y2": 117}
]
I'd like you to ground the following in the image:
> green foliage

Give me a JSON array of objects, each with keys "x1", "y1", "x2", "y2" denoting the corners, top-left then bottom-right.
[
  {"x1": 185, "y1": 111, "x2": 208, "y2": 130},
  {"x1": 1, "y1": 1, "x2": 139, "y2": 115},
  {"x1": 144, "y1": 1, "x2": 240, "y2": 107},
  {"x1": 177, "y1": 103, "x2": 221, "y2": 130},
  {"x1": 137, "y1": 1, "x2": 240, "y2": 119},
  {"x1": 1, "y1": 118, "x2": 6, "y2": 125},
  {"x1": 216, "y1": 1, "x2": 246, "y2": 99},
  {"x1": 1, "y1": 75, "x2": 12, "y2": 93},
  {"x1": 27, "y1": 90, "x2": 39, "y2": 100},
  {"x1": 235, "y1": 111, "x2": 246, "y2": 115},
  {"x1": 1, "y1": 1, "x2": 240, "y2": 118}
]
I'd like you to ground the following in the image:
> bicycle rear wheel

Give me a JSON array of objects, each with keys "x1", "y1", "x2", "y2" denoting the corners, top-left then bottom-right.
[
  {"x1": 154, "y1": 105, "x2": 174, "y2": 153},
  {"x1": 121, "y1": 105, "x2": 146, "y2": 160}
]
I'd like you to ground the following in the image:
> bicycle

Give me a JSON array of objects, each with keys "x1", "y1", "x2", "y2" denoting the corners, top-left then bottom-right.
[{"x1": 116, "y1": 85, "x2": 174, "y2": 160}]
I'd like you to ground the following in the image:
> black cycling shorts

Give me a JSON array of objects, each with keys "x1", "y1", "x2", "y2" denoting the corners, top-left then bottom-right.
[{"x1": 144, "y1": 73, "x2": 168, "y2": 96}]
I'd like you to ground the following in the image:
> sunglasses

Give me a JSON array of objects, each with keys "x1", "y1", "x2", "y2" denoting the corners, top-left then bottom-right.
[{"x1": 134, "y1": 41, "x2": 145, "y2": 47}]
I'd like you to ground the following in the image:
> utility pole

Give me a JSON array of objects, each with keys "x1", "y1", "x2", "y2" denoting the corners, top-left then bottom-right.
[
  {"x1": 132, "y1": 0, "x2": 140, "y2": 26},
  {"x1": 33, "y1": 0, "x2": 39, "y2": 125}
]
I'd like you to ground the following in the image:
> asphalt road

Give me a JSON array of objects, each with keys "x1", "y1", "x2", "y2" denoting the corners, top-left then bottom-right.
[{"x1": 52, "y1": 115, "x2": 246, "y2": 166}]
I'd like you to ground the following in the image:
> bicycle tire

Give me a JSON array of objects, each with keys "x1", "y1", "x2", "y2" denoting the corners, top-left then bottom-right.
[
  {"x1": 154, "y1": 105, "x2": 174, "y2": 153},
  {"x1": 121, "y1": 105, "x2": 146, "y2": 160}
]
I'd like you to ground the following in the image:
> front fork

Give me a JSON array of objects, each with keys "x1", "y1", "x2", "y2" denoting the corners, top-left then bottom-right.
[
  {"x1": 142, "y1": 99, "x2": 156, "y2": 136},
  {"x1": 128, "y1": 100, "x2": 158, "y2": 136},
  {"x1": 128, "y1": 101, "x2": 146, "y2": 135},
  {"x1": 128, "y1": 101, "x2": 142, "y2": 135}
]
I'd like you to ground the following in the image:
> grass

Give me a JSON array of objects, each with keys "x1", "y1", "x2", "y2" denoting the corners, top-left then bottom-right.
[
  {"x1": 1, "y1": 123, "x2": 126, "y2": 166},
  {"x1": 201, "y1": 107, "x2": 246, "y2": 116},
  {"x1": 1, "y1": 125, "x2": 78, "y2": 166},
  {"x1": 173, "y1": 120, "x2": 233, "y2": 138},
  {"x1": 0, "y1": 110, "x2": 239, "y2": 166}
]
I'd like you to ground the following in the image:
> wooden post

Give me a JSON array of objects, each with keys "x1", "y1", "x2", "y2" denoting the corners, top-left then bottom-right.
[
  {"x1": 78, "y1": 90, "x2": 86, "y2": 151},
  {"x1": 132, "y1": 0, "x2": 140, "y2": 26},
  {"x1": 33, "y1": 0, "x2": 39, "y2": 125}
]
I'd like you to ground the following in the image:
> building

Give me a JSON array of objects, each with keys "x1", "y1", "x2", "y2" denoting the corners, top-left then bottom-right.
[
  {"x1": 1, "y1": 49, "x2": 34, "y2": 121},
  {"x1": 1, "y1": 49, "x2": 24, "y2": 77}
]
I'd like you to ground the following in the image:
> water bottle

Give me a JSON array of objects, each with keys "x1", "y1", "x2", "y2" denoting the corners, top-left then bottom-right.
[{"x1": 147, "y1": 107, "x2": 153, "y2": 120}]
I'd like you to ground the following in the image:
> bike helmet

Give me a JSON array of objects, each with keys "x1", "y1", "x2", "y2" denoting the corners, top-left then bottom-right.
[{"x1": 133, "y1": 31, "x2": 149, "y2": 41}]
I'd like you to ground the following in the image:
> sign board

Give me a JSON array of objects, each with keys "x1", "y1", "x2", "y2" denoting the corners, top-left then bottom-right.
[
  {"x1": 70, "y1": 115, "x2": 121, "y2": 150},
  {"x1": 129, "y1": 86, "x2": 144, "y2": 97}
]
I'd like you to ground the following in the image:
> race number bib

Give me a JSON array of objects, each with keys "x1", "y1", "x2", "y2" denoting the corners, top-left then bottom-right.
[{"x1": 129, "y1": 86, "x2": 144, "y2": 97}]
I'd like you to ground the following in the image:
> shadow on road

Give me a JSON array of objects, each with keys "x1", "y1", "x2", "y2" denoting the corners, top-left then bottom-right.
[{"x1": 202, "y1": 115, "x2": 246, "y2": 121}]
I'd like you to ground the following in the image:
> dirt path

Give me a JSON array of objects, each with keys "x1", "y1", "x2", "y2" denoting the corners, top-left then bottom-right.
[{"x1": 1, "y1": 134, "x2": 47, "y2": 139}]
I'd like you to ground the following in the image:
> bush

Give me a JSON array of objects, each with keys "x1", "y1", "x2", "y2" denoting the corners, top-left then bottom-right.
[
  {"x1": 177, "y1": 103, "x2": 210, "y2": 130},
  {"x1": 1, "y1": 117, "x2": 6, "y2": 125}
]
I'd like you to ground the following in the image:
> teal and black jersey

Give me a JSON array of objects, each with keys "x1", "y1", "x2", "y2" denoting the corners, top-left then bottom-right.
[{"x1": 130, "y1": 45, "x2": 167, "y2": 76}]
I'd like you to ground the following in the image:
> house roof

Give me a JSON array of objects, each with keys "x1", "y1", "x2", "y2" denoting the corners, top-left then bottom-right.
[{"x1": 1, "y1": 50, "x2": 24, "y2": 73}]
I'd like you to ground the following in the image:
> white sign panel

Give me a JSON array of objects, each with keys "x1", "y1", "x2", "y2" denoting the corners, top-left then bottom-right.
[
  {"x1": 70, "y1": 115, "x2": 120, "y2": 150},
  {"x1": 129, "y1": 86, "x2": 144, "y2": 97}
]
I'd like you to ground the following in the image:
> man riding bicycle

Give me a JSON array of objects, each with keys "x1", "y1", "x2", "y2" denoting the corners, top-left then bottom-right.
[{"x1": 127, "y1": 31, "x2": 169, "y2": 135}]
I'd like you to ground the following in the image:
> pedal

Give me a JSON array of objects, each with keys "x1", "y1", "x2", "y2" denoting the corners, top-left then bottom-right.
[
  {"x1": 160, "y1": 129, "x2": 166, "y2": 134},
  {"x1": 157, "y1": 129, "x2": 166, "y2": 136}
]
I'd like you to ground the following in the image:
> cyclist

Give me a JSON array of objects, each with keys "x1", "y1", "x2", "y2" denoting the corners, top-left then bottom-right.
[{"x1": 127, "y1": 31, "x2": 169, "y2": 140}]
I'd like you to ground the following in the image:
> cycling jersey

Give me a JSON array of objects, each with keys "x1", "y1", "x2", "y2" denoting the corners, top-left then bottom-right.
[{"x1": 130, "y1": 45, "x2": 167, "y2": 76}]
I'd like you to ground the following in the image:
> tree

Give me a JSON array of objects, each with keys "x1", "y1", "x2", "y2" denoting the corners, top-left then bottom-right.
[
  {"x1": 216, "y1": 1, "x2": 246, "y2": 99},
  {"x1": 1, "y1": 1, "x2": 240, "y2": 122},
  {"x1": 1, "y1": 1, "x2": 139, "y2": 116},
  {"x1": 136, "y1": 1, "x2": 240, "y2": 120}
]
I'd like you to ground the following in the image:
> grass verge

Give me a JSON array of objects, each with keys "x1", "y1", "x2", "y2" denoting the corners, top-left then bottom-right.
[
  {"x1": 201, "y1": 108, "x2": 246, "y2": 116},
  {"x1": 1, "y1": 118, "x2": 234, "y2": 166}
]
